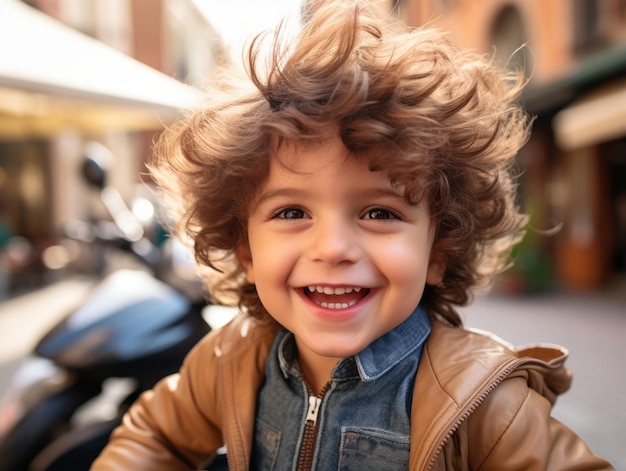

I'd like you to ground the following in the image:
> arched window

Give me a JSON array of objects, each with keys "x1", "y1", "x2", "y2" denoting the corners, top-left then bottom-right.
[
  {"x1": 490, "y1": 5, "x2": 530, "y2": 76},
  {"x1": 572, "y1": 0, "x2": 605, "y2": 51}
]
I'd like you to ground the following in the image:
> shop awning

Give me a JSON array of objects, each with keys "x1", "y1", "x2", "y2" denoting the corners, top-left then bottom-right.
[
  {"x1": 523, "y1": 43, "x2": 626, "y2": 116},
  {"x1": 553, "y1": 78, "x2": 626, "y2": 150},
  {"x1": 0, "y1": 0, "x2": 201, "y2": 137}
]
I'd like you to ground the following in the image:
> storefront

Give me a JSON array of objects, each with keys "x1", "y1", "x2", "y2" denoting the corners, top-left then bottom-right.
[
  {"x1": 0, "y1": 0, "x2": 199, "y2": 294},
  {"x1": 552, "y1": 77, "x2": 626, "y2": 289},
  {"x1": 522, "y1": 45, "x2": 626, "y2": 291}
]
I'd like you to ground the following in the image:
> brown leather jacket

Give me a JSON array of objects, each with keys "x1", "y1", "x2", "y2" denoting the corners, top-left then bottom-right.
[{"x1": 91, "y1": 314, "x2": 614, "y2": 470}]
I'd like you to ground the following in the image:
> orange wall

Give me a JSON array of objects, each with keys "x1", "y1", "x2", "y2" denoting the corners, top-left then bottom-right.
[
  {"x1": 131, "y1": 0, "x2": 164, "y2": 71},
  {"x1": 400, "y1": 0, "x2": 574, "y2": 83}
]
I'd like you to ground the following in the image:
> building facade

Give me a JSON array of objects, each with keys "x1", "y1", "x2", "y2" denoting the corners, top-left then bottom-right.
[
  {"x1": 395, "y1": 0, "x2": 626, "y2": 292},
  {"x1": 0, "y1": 0, "x2": 223, "y2": 296}
]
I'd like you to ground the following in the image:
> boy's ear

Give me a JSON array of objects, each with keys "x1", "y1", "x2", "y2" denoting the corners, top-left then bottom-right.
[
  {"x1": 236, "y1": 244, "x2": 255, "y2": 284},
  {"x1": 426, "y1": 251, "x2": 446, "y2": 286}
]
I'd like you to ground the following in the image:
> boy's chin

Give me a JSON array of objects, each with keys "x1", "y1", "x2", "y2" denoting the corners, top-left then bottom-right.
[{"x1": 305, "y1": 339, "x2": 367, "y2": 360}]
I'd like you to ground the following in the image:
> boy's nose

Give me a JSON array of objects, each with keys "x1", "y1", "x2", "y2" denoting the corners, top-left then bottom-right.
[{"x1": 307, "y1": 217, "x2": 362, "y2": 265}]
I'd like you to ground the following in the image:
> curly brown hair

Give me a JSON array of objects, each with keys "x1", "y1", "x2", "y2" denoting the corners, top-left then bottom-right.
[{"x1": 150, "y1": 0, "x2": 531, "y2": 327}]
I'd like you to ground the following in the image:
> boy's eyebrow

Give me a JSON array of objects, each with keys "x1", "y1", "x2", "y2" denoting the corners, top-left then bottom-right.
[
  {"x1": 255, "y1": 187, "x2": 310, "y2": 205},
  {"x1": 254, "y1": 186, "x2": 408, "y2": 207}
]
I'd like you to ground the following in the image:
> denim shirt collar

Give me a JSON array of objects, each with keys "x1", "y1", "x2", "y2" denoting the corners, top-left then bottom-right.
[
  {"x1": 355, "y1": 305, "x2": 430, "y2": 381},
  {"x1": 277, "y1": 305, "x2": 431, "y2": 382}
]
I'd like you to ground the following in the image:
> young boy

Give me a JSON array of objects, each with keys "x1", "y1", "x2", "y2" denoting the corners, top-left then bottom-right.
[{"x1": 91, "y1": 1, "x2": 614, "y2": 469}]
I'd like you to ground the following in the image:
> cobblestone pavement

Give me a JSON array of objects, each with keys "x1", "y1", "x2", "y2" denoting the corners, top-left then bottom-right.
[{"x1": 1, "y1": 277, "x2": 624, "y2": 468}]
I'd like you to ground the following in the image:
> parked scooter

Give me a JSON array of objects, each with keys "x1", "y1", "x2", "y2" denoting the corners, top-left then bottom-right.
[{"x1": 0, "y1": 145, "x2": 224, "y2": 470}]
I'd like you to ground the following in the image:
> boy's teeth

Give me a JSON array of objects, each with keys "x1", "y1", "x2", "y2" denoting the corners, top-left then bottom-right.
[
  {"x1": 306, "y1": 286, "x2": 365, "y2": 310},
  {"x1": 308, "y1": 286, "x2": 362, "y2": 295},
  {"x1": 320, "y1": 300, "x2": 358, "y2": 309}
]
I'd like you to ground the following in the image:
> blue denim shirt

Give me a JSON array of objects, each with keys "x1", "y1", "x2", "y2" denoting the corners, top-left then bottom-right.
[{"x1": 251, "y1": 306, "x2": 431, "y2": 470}]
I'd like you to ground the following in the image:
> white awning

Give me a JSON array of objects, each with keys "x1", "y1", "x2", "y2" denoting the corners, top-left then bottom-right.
[
  {"x1": 553, "y1": 78, "x2": 626, "y2": 150},
  {"x1": 0, "y1": 0, "x2": 201, "y2": 137}
]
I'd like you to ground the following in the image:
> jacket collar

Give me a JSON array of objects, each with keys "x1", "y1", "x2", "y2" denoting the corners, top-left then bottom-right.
[{"x1": 408, "y1": 319, "x2": 571, "y2": 469}]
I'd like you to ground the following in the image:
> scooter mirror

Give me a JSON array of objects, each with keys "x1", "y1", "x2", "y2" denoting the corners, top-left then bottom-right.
[
  {"x1": 82, "y1": 157, "x2": 106, "y2": 189},
  {"x1": 81, "y1": 141, "x2": 114, "y2": 189}
]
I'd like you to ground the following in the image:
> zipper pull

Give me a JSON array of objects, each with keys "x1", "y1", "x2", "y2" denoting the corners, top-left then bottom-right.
[{"x1": 305, "y1": 396, "x2": 322, "y2": 425}]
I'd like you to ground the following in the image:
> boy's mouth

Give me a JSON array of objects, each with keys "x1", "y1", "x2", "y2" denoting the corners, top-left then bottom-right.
[{"x1": 304, "y1": 285, "x2": 370, "y2": 310}]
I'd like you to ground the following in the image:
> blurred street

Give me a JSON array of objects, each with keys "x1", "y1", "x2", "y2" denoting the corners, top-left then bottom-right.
[
  {"x1": 0, "y1": 278, "x2": 95, "y2": 396},
  {"x1": 0, "y1": 277, "x2": 623, "y2": 468}
]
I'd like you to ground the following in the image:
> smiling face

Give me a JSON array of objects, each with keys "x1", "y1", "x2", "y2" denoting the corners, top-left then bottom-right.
[{"x1": 238, "y1": 134, "x2": 445, "y2": 382}]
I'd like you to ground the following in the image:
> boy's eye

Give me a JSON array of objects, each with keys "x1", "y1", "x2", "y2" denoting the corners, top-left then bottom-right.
[
  {"x1": 363, "y1": 208, "x2": 399, "y2": 220},
  {"x1": 274, "y1": 207, "x2": 306, "y2": 219}
]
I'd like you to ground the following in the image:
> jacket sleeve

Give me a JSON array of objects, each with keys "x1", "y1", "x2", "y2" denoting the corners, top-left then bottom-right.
[
  {"x1": 467, "y1": 375, "x2": 615, "y2": 471},
  {"x1": 90, "y1": 331, "x2": 224, "y2": 471}
]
